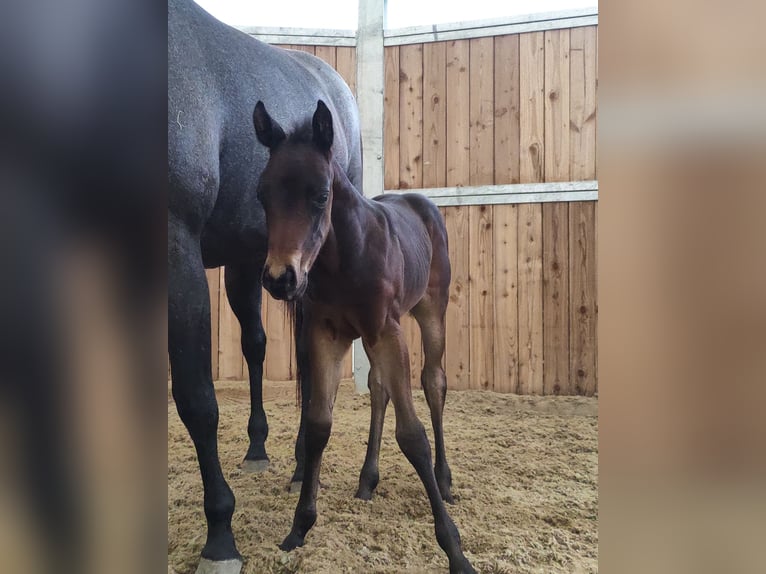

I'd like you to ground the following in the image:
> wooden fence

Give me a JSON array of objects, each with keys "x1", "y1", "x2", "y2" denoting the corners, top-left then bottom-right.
[{"x1": 203, "y1": 18, "x2": 597, "y2": 395}]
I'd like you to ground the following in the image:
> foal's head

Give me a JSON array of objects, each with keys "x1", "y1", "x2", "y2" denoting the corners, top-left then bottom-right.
[{"x1": 253, "y1": 100, "x2": 335, "y2": 301}]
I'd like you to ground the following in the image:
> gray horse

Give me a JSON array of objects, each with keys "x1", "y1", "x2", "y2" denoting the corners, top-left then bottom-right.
[{"x1": 168, "y1": 0, "x2": 361, "y2": 571}]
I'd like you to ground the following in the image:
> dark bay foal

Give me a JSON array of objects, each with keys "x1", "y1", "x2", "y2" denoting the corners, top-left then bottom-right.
[{"x1": 252, "y1": 100, "x2": 475, "y2": 574}]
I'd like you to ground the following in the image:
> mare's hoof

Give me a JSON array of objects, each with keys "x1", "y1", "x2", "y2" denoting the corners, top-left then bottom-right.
[
  {"x1": 195, "y1": 557, "x2": 242, "y2": 574},
  {"x1": 288, "y1": 481, "x2": 302, "y2": 494},
  {"x1": 241, "y1": 458, "x2": 270, "y2": 473},
  {"x1": 278, "y1": 532, "x2": 305, "y2": 552}
]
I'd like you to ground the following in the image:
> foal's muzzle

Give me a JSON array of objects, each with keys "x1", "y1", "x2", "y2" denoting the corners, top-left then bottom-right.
[{"x1": 263, "y1": 263, "x2": 300, "y2": 301}]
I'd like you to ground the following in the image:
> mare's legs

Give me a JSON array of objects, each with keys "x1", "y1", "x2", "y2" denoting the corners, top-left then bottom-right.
[
  {"x1": 411, "y1": 295, "x2": 454, "y2": 502},
  {"x1": 223, "y1": 264, "x2": 270, "y2": 471},
  {"x1": 365, "y1": 320, "x2": 474, "y2": 574},
  {"x1": 169, "y1": 221, "x2": 240, "y2": 571},
  {"x1": 354, "y1": 360, "x2": 390, "y2": 500},
  {"x1": 279, "y1": 315, "x2": 351, "y2": 550}
]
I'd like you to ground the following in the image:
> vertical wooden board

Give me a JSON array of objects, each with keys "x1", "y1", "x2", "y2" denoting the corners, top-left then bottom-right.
[
  {"x1": 398, "y1": 44, "x2": 423, "y2": 189},
  {"x1": 544, "y1": 29, "x2": 571, "y2": 183},
  {"x1": 517, "y1": 204, "x2": 543, "y2": 394},
  {"x1": 384, "y1": 46, "x2": 400, "y2": 190},
  {"x1": 422, "y1": 42, "x2": 447, "y2": 188},
  {"x1": 494, "y1": 34, "x2": 520, "y2": 185},
  {"x1": 469, "y1": 36, "x2": 495, "y2": 185},
  {"x1": 542, "y1": 202, "x2": 570, "y2": 394},
  {"x1": 218, "y1": 268, "x2": 243, "y2": 380},
  {"x1": 446, "y1": 40, "x2": 470, "y2": 187},
  {"x1": 314, "y1": 45, "x2": 336, "y2": 68},
  {"x1": 569, "y1": 202, "x2": 597, "y2": 396},
  {"x1": 519, "y1": 32, "x2": 545, "y2": 183},
  {"x1": 335, "y1": 47, "x2": 357, "y2": 96},
  {"x1": 206, "y1": 268, "x2": 220, "y2": 381},
  {"x1": 443, "y1": 206, "x2": 470, "y2": 390},
  {"x1": 492, "y1": 204, "x2": 518, "y2": 393},
  {"x1": 468, "y1": 205, "x2": 494, "y2": 391},
  {"x1": 569, "y1": 26, "x2": 597, "y2": 180},
  {"x1": 263, "y1": 296, "x2": 292, "y2": 381}
]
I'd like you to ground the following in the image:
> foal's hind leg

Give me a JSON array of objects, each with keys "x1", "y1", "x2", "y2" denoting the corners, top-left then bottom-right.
[
  {"x1": 411, "y1": 296, "x2": 454, "y2": 502},
  {"x1": 366, "y1": 320, "x2": 475, "y2": 574},
  {"x1": 355, "y1": 362, "x2": 390, "y2": 500},
  {"x1": 224, "y1": 264, "x2": 270, "y2": 472}
]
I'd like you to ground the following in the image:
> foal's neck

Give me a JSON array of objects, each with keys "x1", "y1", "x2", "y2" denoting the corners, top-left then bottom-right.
[{"x1": 315, "y1": 161, "x2": 376, "y2": 273}]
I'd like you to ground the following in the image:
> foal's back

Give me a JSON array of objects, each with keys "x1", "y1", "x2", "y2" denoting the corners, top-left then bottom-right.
[{"x1": 373, "y1": 192, "x2": 451, "y2": 310}]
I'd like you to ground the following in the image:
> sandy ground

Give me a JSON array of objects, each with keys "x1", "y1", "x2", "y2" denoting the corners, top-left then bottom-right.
[{"x1": 168, "y1": 381, "x2": 598, "y2": 574}]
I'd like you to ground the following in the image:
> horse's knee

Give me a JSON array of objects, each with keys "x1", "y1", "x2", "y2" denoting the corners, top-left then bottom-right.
[
  {"x1": 305, "y1": 410, "x2": 332, "y2": 453},
  {"x1": 396, "y1": 421, "x2": 432, "y2": 469},
  {"x1": 241, "y1": 324, "x2": 266, "y2": 365},
  {"x1": 172, "y1": 384, "x2": 218, "y2": 436},
  {"x1": 421, "y1": 365, "x2": 447, "y2": 405}
]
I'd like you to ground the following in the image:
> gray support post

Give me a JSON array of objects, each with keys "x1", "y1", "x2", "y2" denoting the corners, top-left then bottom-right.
[{"x1": 352, "y1": 0, "x2": 385, "y2": 393}]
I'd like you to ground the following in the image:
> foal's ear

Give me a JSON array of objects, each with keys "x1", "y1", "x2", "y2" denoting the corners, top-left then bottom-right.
[
  {"x1": 253, "y1": 101, "x2": 286, "y2": 149},
  {"x1": 312, "y1": 100, "x2": 334, "y2": 153}
]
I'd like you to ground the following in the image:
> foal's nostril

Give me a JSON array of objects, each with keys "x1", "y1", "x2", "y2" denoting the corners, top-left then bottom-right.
[
  {"x1": 283, "y1": 266, "x2": 297, "y2": 291},
  {"x1": 262, "y1": 264, "x2": 298, "y2": 300}
]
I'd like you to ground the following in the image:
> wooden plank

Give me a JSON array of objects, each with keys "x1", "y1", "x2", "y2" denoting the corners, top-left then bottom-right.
[
  {"x1": 443, "y1": 206, "x2": 470, "y2": 390},
  {"x1": 494, "y1": 34, "x2": 520, "y2": 186},
  {"x1": 492, "y1": 204, "x2": 519, "y2": 393},
  {"x1": 398, "y1": 43, "x2": 423, "y2": 189},
  {"x1": 542, "y1": 29, "x2": 571, "y2": 395},
  {"x1": 335, "y1": 46, "x2": 357, "y2": 96},
  {"x1": 544, "y1": 29, "x2": 570, "y2": 183},
  {"x1": 446, "y1": 40, "x2": 470, "y2": 187},
  {"x1": 469, "y1": 37, "x2": 495, "y2": 185},
  {"x1": 569, "y1": 26, "x2": 597, "y2": 181},
  {"x1": 518, "y1": 32, "x2": 546, "y2": 394},
  {"x1": 206, "y1": 268, "x2": 220, "y2": 381},
  {"x1": 288, "y1": 44, "x2": 316, "y2": 55},
  {"x1": 314, "y1": 45, "x2": 337, "y2": 68},
  {"x1": 383, "y1": 10, "x2": 599, "y2": 46},
  {"x1": 517, "y1": 204, "x2": 543, "y2": 394},
  {"x1": 263, "y1": 296, "x2": 293, "y2": 381},
  {"x1": 542, "y1": 203, "x2": 570, "y2": 394},
  {"x1": 569, "y1": 26, "x2": 597, "y2": 396},
  {"x1": 569, "y1": 202, "x2": 596, "y2": 395},
  {"x1": 468, "y1": 205, "x2": 494, "y2": 390},
  {"x1": 519, "y1": 32, "x2": 545, "y2": 183},
  {"x1": 384, "y1": 46, "x2": 400, "y2": 190},
  {"x1": 422, "y1": 42, "x2": 447, "y2": 188},
  {"x1": 218, "y1": 267, "x2": 243, "y2": 380}
]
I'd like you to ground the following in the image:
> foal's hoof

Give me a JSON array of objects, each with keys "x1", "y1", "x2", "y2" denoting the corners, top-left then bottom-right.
[
  {"x1": 449, "y1": 559, "x2": 477, "y2": 574},
  {"x1": 354, "y1": 487, "x2": 374, "y2": 501},
  {"x1": 241, "y1": 458, "x2": 270, "y2": 473},
  {"x1": 278, "y1": 531, "x2": 305, "y2": 552},
  {"x1": 195, "y1": 557, "x2": 242, "y2": 574},
  {"x1": 288, "y1": 480, "x2": 302, "y2": 494}
]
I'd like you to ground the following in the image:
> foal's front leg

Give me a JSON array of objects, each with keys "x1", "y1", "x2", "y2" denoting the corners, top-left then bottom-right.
[{"x1": 279, "y1": 319, "x2": 351, "y2": 551}]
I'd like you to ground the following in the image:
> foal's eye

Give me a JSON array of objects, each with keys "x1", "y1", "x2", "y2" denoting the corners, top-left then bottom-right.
[{"x1": 312, "y1": 192, "x2": 330, "y2": 209}]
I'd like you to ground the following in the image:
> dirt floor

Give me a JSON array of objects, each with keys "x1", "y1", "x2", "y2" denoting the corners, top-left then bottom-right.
[{"x1": 168, "y1": 381, "x2": 598, "y2": 574}]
